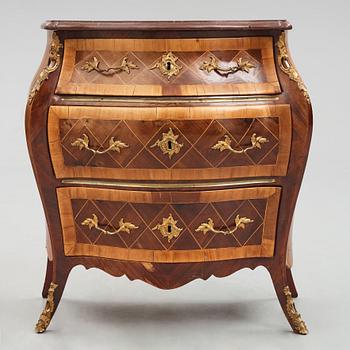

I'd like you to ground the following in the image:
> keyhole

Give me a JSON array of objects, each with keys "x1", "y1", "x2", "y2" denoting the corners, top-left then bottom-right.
[
  {"x1": 167, "y1": 140, "x2": 173, "y2": 150},
  {"x1": 166, "y1": 61, "x2": 172, "y2": 71},
  {"x1": 167, "y1": 225, "x2": 172, "y2": 233},
  {"x1": 281, "y1": 57, "x2": 290, "y2": 70}
]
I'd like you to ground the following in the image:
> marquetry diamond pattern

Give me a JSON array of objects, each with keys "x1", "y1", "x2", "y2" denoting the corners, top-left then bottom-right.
[
  {"x1": 72, "y1": 198, "x2": 267, "y2": 251},
  {"x1": 60, "y1": 116, "x2": 279, "y2": 170},
  {"x1": 72, "y1": 49, "x2": 265, "y2": 86}
]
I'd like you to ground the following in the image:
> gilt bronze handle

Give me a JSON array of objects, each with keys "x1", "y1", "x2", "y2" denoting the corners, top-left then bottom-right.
[
  {"x1": 81, "y1": 214, "x2": 138, "y2": 235},
  {"x1": 195, "y1": 215, "x2": 254, "y2": 236},
  {"x1": 71, "y1": 133, "x2": 129, "y2": 155},
  {"x1": 212, "y1": 133, "x2": 268, "y2": 155},
  {"x1": 200, "y1": 56, "x2": 255, "y2": 77},
  {"x1": 81, "y1": 56, "x2": 139, "y2": 75}
]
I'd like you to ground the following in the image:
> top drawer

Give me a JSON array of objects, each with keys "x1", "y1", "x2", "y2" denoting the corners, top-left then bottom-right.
[{"x1": 56, "y1": 37, "x2": 281, "y2": 96}]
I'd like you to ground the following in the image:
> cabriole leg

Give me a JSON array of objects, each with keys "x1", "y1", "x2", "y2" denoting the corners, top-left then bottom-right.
[
  {"x1": 269, "y1": 267, "x2": 308, "y2": 335},
  {"x1": 35, "y1": 264, "x2": 72, "y2": 333},
  {"x1": 286, "y1": 267, "x2": 298, "y2": 298},
  {"x1": 42, "y1": 259, "x2": 53, "y2": 298}
]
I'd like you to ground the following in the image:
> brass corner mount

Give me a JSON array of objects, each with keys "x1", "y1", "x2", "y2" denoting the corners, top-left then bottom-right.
[
  {"x1": 276, "y1": 32, "x2": 310, "y2": 104},
  {"x1": 28, "y1": 33, "x2": 62, "y2": 104}
]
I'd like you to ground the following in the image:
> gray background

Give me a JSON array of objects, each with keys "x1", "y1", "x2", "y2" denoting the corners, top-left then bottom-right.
[{"x1": 0, "y1": 0, "x2": 349, "y2": 349}]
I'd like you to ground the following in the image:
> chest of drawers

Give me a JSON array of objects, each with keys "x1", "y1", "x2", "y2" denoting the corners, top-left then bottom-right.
[{"x1": 26, "y1": 20, "x2": 312, "y2": 335}]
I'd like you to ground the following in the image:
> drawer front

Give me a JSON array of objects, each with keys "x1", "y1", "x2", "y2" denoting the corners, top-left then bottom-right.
[
  {"x1": 56, "y1": 37, "x2": 280, "y2": 96},
  {"x1": 49, "y1": 104, "x2": 292, "y2": 180},
  {"x1": 57, "y1": 187, "x2": 280, "y2": 263}
]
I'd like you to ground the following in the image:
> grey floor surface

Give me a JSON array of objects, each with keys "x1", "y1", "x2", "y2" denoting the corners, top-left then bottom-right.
[{"x1": 1, "y1": 0, "x2": 350, "y2": 349}]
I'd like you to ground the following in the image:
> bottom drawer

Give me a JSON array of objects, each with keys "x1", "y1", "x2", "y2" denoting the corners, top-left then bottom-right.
[{"x1": 57, "y1": 186, "x2": 280, "y2": 263}]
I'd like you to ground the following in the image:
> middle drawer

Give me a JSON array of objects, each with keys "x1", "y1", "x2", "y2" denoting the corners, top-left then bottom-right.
[{"x1": 48, "y1": 104, "x2": 291, "y2": 180}]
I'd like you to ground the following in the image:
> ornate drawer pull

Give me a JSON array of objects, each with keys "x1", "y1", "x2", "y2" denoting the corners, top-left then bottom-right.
[
  {"x1": 200, "y1": 56, "x2": 255, "y2": 77},
  {"x1": 152, "y1": 214, "x2": 183, "y2": 242},
  {"x1": 195, "y1": 215, "x2": 254, "y2": 236},
  {"x1": 82, "y1": 214, "x2": 138, "y2": 235},
  {"x1": 81, "y1": 56, "x2": 139, "y2": 75},
  {"x1": 150, "y1": 52, "x2": 182, "y2": 80},
  {"x1": 71, "y1": 133, "x2": 129, "y2": 155},
  {"x1": 212, "y1": 133, "x2": 268, "y2": 154},
  {"x1": 150, "y1": 128, "x2": 183, "y2": 159}
]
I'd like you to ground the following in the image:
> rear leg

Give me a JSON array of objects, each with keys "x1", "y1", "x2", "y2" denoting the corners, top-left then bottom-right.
[
  {"x1": 286, "y1": 267, "x2": 298, "y2": 298},
  {"x1": 42, "y1": 259, "x2": 53, "y2": 298}
]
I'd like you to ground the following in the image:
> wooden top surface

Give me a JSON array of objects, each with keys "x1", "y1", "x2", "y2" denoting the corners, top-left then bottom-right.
[{"x1": 42, "y1": 20, "x2": 292, "y2": 31}]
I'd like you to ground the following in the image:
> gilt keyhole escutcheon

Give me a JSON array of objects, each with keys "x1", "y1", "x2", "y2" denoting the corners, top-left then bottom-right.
[
  {"x1": 152, "y1": 214, "x2": 183, "y2": 242},
  {"x1": 150, "y1": 127, "x2": 183, "y2": 159},
  {"x1": 150, "y1": 52, "x2": 182, "y2": 80}
]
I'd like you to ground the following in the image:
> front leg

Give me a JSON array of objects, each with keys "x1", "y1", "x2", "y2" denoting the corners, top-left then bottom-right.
[
  {"x1": 268, "y1": 266, "x2": 308, "y2": 335},
  {"x1": 35, "y1": 282, "x2": 58, "y2": 333},
  {"x1": 35, "y1": 264, "x2": 72, "y2": 333}
]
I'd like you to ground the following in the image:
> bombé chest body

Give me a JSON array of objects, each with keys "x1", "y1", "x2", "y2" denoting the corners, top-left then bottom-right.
[{"x1": 26, "y1": 20, "x2": 312, "y2": 334}]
